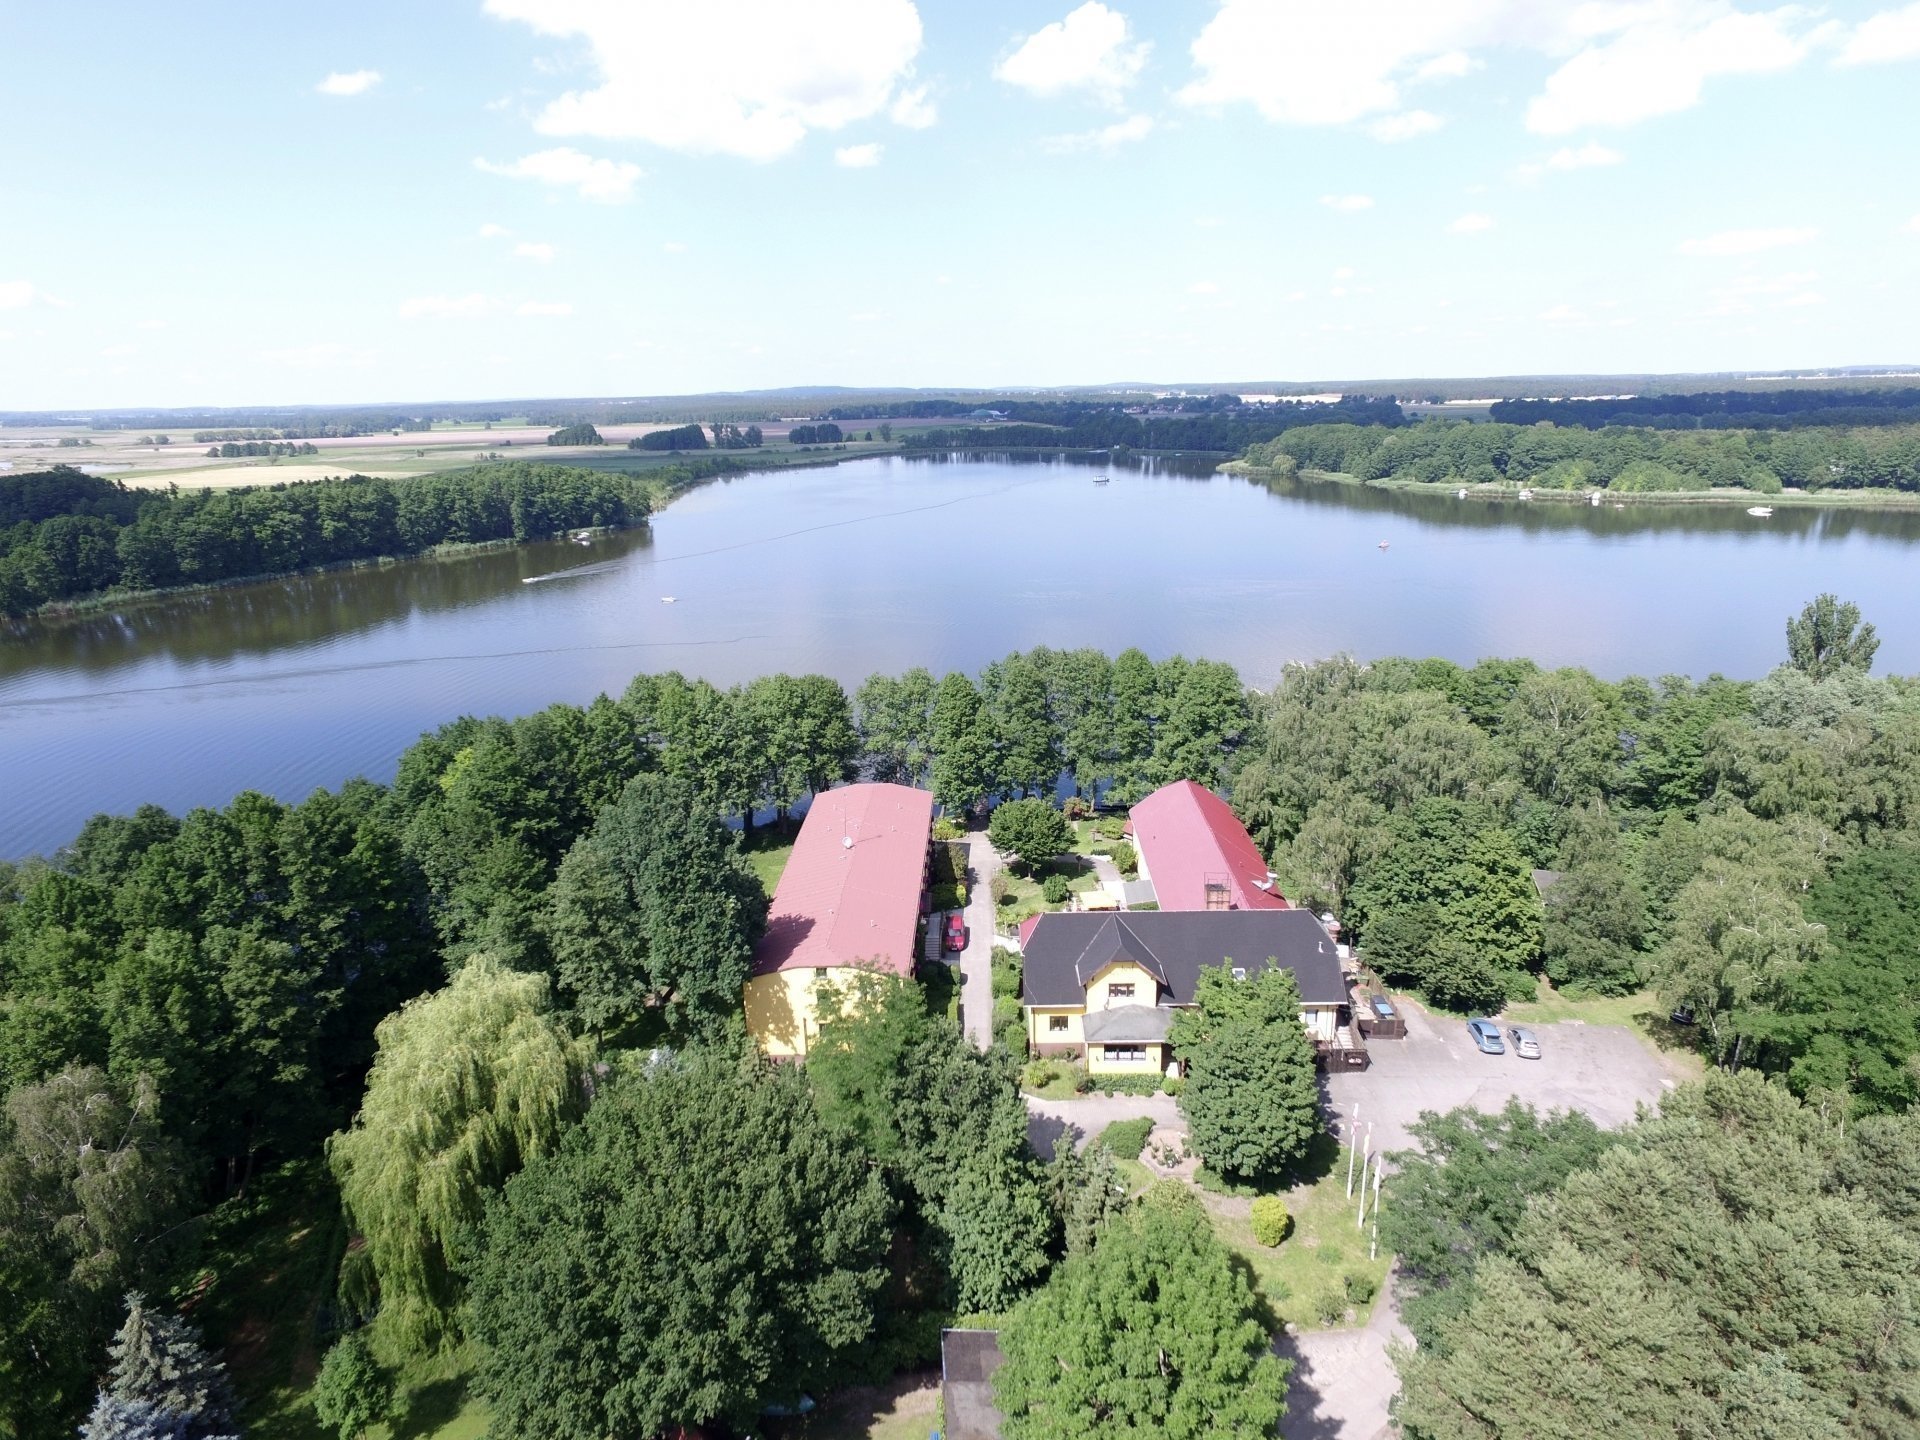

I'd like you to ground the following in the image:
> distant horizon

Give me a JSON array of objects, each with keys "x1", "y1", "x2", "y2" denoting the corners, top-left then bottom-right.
[{"x1": 6, "y1": 363, "x2": 1920, "y2": 420}]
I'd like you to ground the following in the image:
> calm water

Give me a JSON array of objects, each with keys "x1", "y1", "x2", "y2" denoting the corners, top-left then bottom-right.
[{"x1": 3, "y1": 452, "x2": 1918, "y2": 857}]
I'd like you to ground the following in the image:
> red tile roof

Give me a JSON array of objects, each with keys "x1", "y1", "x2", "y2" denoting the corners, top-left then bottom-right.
[
  {"x1": 752, "y1": 783, "x2": 935, "y2": 977},
  {"x1": 1128, "y1": 780, "x2": 1288, "y2": 912}
]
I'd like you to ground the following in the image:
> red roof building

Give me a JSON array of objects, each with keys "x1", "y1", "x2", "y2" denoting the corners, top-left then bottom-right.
[
  {"x1": 751, "y1": 782, "x2": 935, "y2": 979},
  {"x1": 1127, "y1": 780, "x2": 1288, "y2": 912}
]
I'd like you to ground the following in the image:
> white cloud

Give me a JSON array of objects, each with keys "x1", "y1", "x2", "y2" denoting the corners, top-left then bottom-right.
[
  {"x1": 516, "y1": 300, "x2": 573, "y2": 316},
  {"x1": 1188, "y1": 280, "x2": 1219, "y2": 295},
  {"x1": 1540, "y1": 303, "x2": 1587, "y2": 323},
  {"x1": 1194, "y1": 215, "x2": 1227, "y2": 228},
  {"x1": 1319, "y1": 193, "x2": 1373, "y2": 212},
  {"x1": 1332, "y1": 266, "x2": 1357, "y2": 280},
  {"x1": 1700, "y1": 269, "x2": 1824, "y2": 315},
  {"x1": 662, "y1": 241, "x2": 688, "y2": 252},
  {"x1": 479, "y1": 222, "x2": 511, "y2": 238},
  {"x1": 1517, "y1": 140, "x2": 1625, "y2": 179},
  {"x1": 484, "y1": 0, "x2": 927, "y2": 161},
  {"x1": 1907, "y1": 214, "x2": 1920, "y2": 234},
  {"x1": 259, "y1": 341, "x2": 377, "y2": 368},
  {"x1": 1179, "y1": 2, "x2": 1827, "y2": 136},
  {"x1": 399, "y1": 293, "x2": 494, "y2": 319},
  {"x1": 1677, "y1": 226, "x2": 1818, "y2": 256},
  {"x1": 996, "y1": 3, "x2": 1150, "y2": 104},
  {"x1": 100, "y1": 344, "x2": 136, "y2": 358},
  {"x1": 1038, "y1": 112, "x2": 1154, "y2": 152},
  {"x1": 0, "y1": 280, "x2": 40, "y2": 309},
  {"x1": 1448, "y1": 212, "x2": 1495, "y2": 233},
  {"x1": 1368, "y1": 109, "x2": 1442, "y2": 141},
  {"x1": 514, "y1": 241, "x2": 557, "y2": 261},
  {"x1": 889, "y1": 84, "x2": 937, "y2": 128},
  {"x1": 835, "y1": 142, "x2": 883, "y2": 167},
  {"x1": 475, "y1": 146, "x2": 643, "y2": 201},
  {"x1": 1835, "y1": 3, "x2": 1920, "y2": 65},
  {"x1": 316, "y1": 69, "x2": 382, "y2": 97}
]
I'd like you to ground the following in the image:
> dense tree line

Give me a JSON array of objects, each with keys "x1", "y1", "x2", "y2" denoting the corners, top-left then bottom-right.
[
  {"x1": 787, "y1": 422, "x2": 844, "y2": 445},
  {"x1": 711, "y1": 422, "x2": 762, "y2": 448},
  {"x1": 203, "y1": 440, "x2": 319, "y2": 458},
  {"x1": 1388, "y1": 1072, "x2": 1920, "y2": 1438},
  {"x1": 629, "y1": 422, "x2": 707, "y2": 451},
  {"x1": 1491, "y1": 385, "x2": 1920, "y2": 429},
  {"x1": 543, "y1": 423, "x2": 602, "y2": 446},
  {"x1": 905, "y1": 398, "x2": 1405, "y2": 454},
  {"x1": 1233, "y1": 597, "x2": 1920, "y2": 1113},
  {"x1": 0, "y1": 463, "x2": 652, "y2": 615},
  {"x1": 1246, "y1": 417, "x2": 1920, "y2": 492}
]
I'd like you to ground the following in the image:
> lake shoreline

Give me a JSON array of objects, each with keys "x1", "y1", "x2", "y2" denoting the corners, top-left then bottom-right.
[{"x1": 1224, "y1": 462, "x2": 1920, "y2": 510}]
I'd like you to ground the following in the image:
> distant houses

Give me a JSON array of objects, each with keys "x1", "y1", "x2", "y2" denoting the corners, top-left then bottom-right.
[{"x1": 742, "y1": 782, "x2": 934, "y2": 1058}]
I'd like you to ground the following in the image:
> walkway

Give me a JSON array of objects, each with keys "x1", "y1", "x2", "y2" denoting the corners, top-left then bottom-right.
[
  {"x1": 1023, "y1": 1092, "x2": 1183, "y2": 1160},
  {"x1": 1277, "y1": 1276, "x2": 1413, "y2": 1440},
  {"x1": 957, "y1": 828, "x2": 1000, "y2": 1050}
]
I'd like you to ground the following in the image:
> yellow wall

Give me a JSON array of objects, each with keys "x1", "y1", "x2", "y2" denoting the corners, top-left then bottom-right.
[
  {"x1": 744, "y1": 967, "x2": 846, "y2": 1058},
  {"x1": 1029, "y1": 1006, "x2": 1086, "y2": 1047},
  {"x1": 1084, "y1": 962, "x2": 1159, "y2": 1009}
]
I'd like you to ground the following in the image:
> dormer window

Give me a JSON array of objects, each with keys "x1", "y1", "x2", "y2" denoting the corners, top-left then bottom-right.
[{"x1": 1109, "y1": 983, "x2": 1135, "y2": 1000}]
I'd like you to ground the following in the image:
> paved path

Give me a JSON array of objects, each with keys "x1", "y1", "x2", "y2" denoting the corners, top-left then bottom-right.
[
  {"x1": 1278, "y1": 1277, "x2": 1413, "y2": 1440},
  {"x1": 1023, "y1": 1092, "x2": 1183, "y2": 1159},
  {"x1": 957, "y1": 830, "x2": 1000, "y2": 1049}
]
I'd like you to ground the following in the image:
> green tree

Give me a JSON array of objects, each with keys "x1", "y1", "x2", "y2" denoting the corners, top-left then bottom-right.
[
  {"x1": 1105, "y1": 648, "x2": 1160, "y2": 804},
  {"x1": 1179, "y1": 1020, "x2": 1320, "y2": 1183},
  {"x1": 994, "y1": 1186, "x2": 1288, "y2": 1440},
  {"x1": 327, "y1": 958, "x2": 590, "y2": 1353},
  {"x1": 1380, "y1": 1101, "x2": 1623, "y2": 1348},
  {"x1": 312, "y1": 1332, "x2": 391, "y2": 1440},
  {"x1": 83, "y1": 1293, "x2": 236, "y2": 1440},
  {"x1": 854, "y1": 668, "x2": 937, "y2": 785},
  {"x1": 982, "y1": 652, "x2": 1062, "y2": 798},
  {"x1": 931, "y1": 672, "x2": 996, "y2": 816},
  {"x1": 543, "y1": 774, "x2": 766, "y2": 1029},
  {"x1": 464, "y1": 1049, "x2": 894, "y2": 1439},
  {"x1": 1786, "y1": 593, "x2": 1880, "y2": 679},
  {"x1": 988, "y1": 798, "x2": 1072, "y2": 874}
]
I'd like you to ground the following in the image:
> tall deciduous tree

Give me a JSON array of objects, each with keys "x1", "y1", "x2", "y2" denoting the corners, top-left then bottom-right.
[
  {"x1": 1171, "y1": 964, "x2": 1321, "y2": 1184},
  {"x1": 464, "y1": 1049, "x2": 893, "y2": 1440},
  {"x1": 327, "y1": 959, "x2": 590, "y2": 1353},
  {"x1": 988, "y1": 798, "x2": 1072, "y2": 875},
  {"x1": 1786, "y1": 593, "x2": 1879, "y2": 679},
  {"x1": 995, "y1": 1186, "x2": 1289, "y2": 1440},
  {"x1": 854, "y1": 668, "x2": 937, "y2": 785},
  {"x1": 932, "y1": 672, "x2": 996, "y2": 816}
]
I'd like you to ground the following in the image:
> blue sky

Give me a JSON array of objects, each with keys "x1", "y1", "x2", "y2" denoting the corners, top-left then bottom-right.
[{"x1": 2, "y1": 0, "x2": 1918, "y2": 408}]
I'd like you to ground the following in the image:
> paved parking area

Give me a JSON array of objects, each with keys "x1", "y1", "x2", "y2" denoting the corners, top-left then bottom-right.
[{"x1": 1326, "y1": 998, "x2": 1681, "y2": 1158}]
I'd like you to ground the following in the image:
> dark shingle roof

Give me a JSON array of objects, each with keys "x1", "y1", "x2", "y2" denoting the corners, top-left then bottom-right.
[
  {"x1": 942, "y1": 1329, "x2": 1005, "y2": 1440},
  {"x1": 1021, "y1": 909, "x2": 1347, "y2": 1008}
]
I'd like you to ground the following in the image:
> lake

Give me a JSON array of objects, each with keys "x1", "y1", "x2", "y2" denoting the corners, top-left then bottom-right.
[{"x1": 4, "y1": 451, "x2": 1919, "y2": 858}]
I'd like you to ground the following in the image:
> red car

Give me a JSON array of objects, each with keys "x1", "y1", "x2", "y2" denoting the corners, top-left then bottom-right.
[{"x1": 945, "y1": 912, "x2": 968, "y2": 952}]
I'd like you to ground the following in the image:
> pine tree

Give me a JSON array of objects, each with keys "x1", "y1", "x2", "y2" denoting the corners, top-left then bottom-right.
[{"x1": 82, "y1": 1294, "x2": 238, "y2": 1440}]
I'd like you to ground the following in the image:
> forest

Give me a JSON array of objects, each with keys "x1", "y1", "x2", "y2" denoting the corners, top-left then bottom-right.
[
  {"x1": 0, "y1": 462, "x2": 681, "y2": 617},
  {"x1": 1245, "y1": 416, "x2": 1920, "y2": 492},
  {"x1": 901, "y1": 396, "x2": 1406, "y2": 453},
  {"x1": 3, "y1": 605, "x2": 1917, "y2": 1438},
  {"x1": 1489, "y1": 385, "x2": 1920, "y2": 429}
]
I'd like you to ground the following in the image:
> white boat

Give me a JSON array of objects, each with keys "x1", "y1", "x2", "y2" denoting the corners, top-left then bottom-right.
[
  {"x1": 1517, "y1": 489, "x2": 1534, "y2": 501},
  {"x1": 1589, "y1": 492, "x2": 1602, "y2": 506},
  {"x1": 1093, "y1": 475, "x2": 1109, "y2": 485},
  {"x1": 1456, "y1": 488, "x2": 1468, "y2": 499},
  {"x1": 1377, "y1": 540, "x2": 1390, "y2": 550},
  {"x1": 1746, "y1": 506, "x2": 1774, "y2": 517},
  {"x1": 660, "y1": 595, "x2": 677, "y2": 603}
]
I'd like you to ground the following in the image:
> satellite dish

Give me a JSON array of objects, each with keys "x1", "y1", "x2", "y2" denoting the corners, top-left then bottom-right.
[{"x1": 842, "y1": 835, "x2": 854, "y2": 850}]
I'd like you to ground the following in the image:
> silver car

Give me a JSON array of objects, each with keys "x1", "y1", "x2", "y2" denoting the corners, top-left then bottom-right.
[{"x1": 1507, "y1": 1025, "x2": 1541, "y2": 1059}]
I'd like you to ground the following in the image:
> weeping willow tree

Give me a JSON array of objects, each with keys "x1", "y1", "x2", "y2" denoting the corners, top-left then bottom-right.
[{"x1": 327, "y1": 957, "x2": 592, "y2": 1354}]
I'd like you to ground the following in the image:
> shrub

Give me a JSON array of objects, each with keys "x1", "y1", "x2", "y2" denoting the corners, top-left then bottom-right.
[
  {"x1": 1095, "y1": 815, "x2": 1127, "y2": 840},
  {"x1": 1073, "y1": 1070, "x2": 1095, "y2": 1095},
  {"x1": 1062, "y1": 796, "x2": 1093, "y2": 820},
  {"x1": 1250, "y1": 1196, "x2": 1292, "y2": 1247},
  {"x1": 1111, "y1": 841, "x2": 1138, "y2": 876},
  {"x1": 930, "y1": 881, "x2": 964, "y2": 911},
  {"x1": 1022, "y1": 1059, "x2": 1063, "y2": 1090},
  {"x1": 1343, "y1": 1271, "x2": 1377, "y2": 1305},
  {"x1": 932, "y1": 816, "x2": 964, "y2": 841},
  {"x1": 1160, "y1": 1075, "x2": 1184, "y2": 1097},
  {"x1": 1128, "y1": 900, "x2": 1159, "y2": 911},
  {"x1": 312, "y1": 1332, "x2": 391, "y2": 1440},
  {"x1": 1094, "y1": 1117, "x2": 1154, "y2": 1161},
  {"x1": 989, "y1": 872, "x2": 1011, "y2": 906},
  {"x1": 1746, "y1": 466, "x2": 1784, "y2": 495},
  {"x1": 992, "y1": 995, "x2": 1022, "y2": 1035},
  {"x1": 1086, "y1": 1074, "x2": 1163, "y2": 1096},
  {"x1": 1313, "y1": 1291, "x2": 1348, "y2": 1327},
  {"x1": 991, "y1": 948, "x2": 1022, "y2": 997},
  {"x1": 1042, "y1": 874, "x2": 1071, "y2": 905}
]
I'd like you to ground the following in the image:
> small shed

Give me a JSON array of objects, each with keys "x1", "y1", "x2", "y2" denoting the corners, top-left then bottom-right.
[{"x1": 941, "y1": 1328, "x2": 1005, "y2": 1440}]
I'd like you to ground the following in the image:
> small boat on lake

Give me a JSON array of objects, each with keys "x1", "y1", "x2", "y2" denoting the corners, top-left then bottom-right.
[
  {"x1": 660, "y1": 596, "x2": 677, "y2": 603},
  {"x1": 1517, "y1": 489, "x2": 1535, "y2": 501},
  {"x1": 1456, "y1": 488, "x2": 1468, "y2": 499},
  {"x1": 1094, "y1": 475, "x2": 1110, "y2": 485},
  {"x1": 1747, "y1": 506, "x2": 1775, "y2": 517},
  {"x1": 1378, "y1": 540, "x2": 1390, "y2": 550}
]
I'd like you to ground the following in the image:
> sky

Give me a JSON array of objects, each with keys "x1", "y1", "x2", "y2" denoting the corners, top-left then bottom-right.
[{"x1": 2, "y1": 0, "x2": 1919, "y2": 409}]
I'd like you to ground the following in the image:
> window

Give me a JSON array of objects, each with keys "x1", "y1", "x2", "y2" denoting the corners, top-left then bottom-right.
[
  {"x1": 1048, "y1": 1015, "x2": 1070, "y2": 1033},
  {"x1": 1109, "y1": 983, "x2": 1135, "y2": 1000},
  {"x1": 1104, "y1": 1045, "x2": 1147, "y2": 1063}
]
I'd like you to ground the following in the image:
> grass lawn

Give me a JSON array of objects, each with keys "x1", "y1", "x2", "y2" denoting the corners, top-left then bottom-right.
[
  {"x1": 1207, "y1": 1141, "x2": 1391, "y2": 1333},
  {"x1": 742, "y1": 834, "x2": 796, "y2": 899}
]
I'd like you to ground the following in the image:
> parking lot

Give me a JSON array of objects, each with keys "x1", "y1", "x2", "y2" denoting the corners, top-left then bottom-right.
[{"x1": 1327, "y1": 998, "x2": 1683, "y2": 1157}]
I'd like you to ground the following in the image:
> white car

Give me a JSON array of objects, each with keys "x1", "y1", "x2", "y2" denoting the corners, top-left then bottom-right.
[{"x1": 1507, "y1": 1025, "x2": 1541, "y2": 1059}]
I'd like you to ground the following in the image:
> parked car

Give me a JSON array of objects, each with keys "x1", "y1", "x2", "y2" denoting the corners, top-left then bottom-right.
[
  {"x1": 1507, "y1": 1025, "x2": 1541, "y2": 1059},
  {"x1": 1370, "y1": 995, "x2": 1396, "y2": 1022},
  {"x1": 1466, "y1": 1018, "x2": 1505, "y2": 1054},
  {"x1": 944, "y1": 912, "x2": 967, "y2": 952},
  {"x1": 1669, "y1": 1005, "x2": 1696, "y2": 1026}
]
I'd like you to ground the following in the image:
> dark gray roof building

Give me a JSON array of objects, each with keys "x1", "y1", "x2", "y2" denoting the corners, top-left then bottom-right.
[
  {"x1": 1020, "y1": 909, "x2": 1347, "y2": 1008},
  {"x1": 941, "y1": 1328, "x2": 1005, "y2": 1440}
]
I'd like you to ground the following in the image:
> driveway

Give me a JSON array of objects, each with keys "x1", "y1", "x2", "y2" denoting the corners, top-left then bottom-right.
[
  {"x1": 1326, "y1": 997, "x2": 1681, "y2": 1158},
  {"x1": 1278, "y1": 1277, "x2": 1413, "y2": 1440},
  {"x1": 956, "y1": 829, "x2": 1001, "y2": 1050},
  {"x1": 1024, "y1": 1092, "x2": 1183, "y2": 1160}
]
